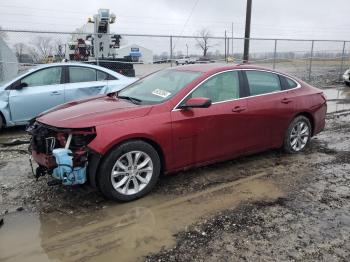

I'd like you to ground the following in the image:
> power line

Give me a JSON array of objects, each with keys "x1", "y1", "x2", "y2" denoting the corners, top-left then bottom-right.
[{"x1": 172, "y1": 0, "x2": 200, "y2": 51}]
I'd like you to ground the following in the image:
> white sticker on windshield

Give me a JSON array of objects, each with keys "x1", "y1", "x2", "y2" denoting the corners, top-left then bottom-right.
[{"x1": 152, "y1": 89, "x2": 171, "y2": 98}]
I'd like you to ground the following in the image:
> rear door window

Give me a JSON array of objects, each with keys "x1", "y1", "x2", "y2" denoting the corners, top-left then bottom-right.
[
  {"x1": 245, "y1": 71, "x2": 281, "y2": 96},
  {"x1": 69, "y1": 67, "x2": 97, "y2": 83}
]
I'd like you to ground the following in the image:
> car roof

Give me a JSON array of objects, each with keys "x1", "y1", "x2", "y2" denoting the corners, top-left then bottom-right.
[
  {"x1": 171, "y1": 63, "x2": 281, "y2": 75},
  {"x1": 33, "y1": 62, "x2": 127, "y2": 78}
]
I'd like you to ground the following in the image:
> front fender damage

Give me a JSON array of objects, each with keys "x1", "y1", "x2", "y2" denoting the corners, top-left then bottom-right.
[
  {"x1": 0, "y1": 89, "x2": 11, "y2": 126},
  {"x1": 27, "y1": 121, "x2": 101, "y2": 187}
]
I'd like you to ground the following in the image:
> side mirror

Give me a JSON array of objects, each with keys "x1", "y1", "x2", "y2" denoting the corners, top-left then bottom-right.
[
  {"x1": 180, "y1": 97, "x2": 212, "y2": 109},
  {"x1": 16, "y1": 82, "x2": 28, "y2": 90}
]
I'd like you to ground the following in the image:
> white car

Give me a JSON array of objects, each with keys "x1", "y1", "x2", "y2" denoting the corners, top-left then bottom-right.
[
  {"x1": 175, "y1": 57, "x2": 196, "y2": 65},
  {"x1": 343, "y1": 68, "x2": 350, "y2": 86},
  {"x1": 0, "y1": 63, "x2": 138, "y2": 129}
]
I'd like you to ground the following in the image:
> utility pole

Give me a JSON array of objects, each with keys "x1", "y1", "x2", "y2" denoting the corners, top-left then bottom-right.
[
  {"x1": 243, "y1": 0, "x2": 252, "y2": 63},
  {"x1": 186, "y1": 43, "x2": 189, "y2": 57},
  {"x1": 224, "y1": 30, "x2": 227, "y2": 62}
]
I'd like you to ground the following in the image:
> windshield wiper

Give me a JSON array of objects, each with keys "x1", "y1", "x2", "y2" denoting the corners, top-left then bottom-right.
[{"x1": 117, "y1": 95, "x2": 142, "y2": 104}]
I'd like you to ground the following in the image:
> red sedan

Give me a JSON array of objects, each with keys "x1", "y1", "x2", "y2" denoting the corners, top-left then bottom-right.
[{"x1": 28, "y1": 64, "x2": 327, "y2": 201}]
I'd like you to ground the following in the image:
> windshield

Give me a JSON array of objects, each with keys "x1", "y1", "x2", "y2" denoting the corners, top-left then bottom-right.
[{"x1": 118, "y1": 70, "x2": 202, "y2": 104}]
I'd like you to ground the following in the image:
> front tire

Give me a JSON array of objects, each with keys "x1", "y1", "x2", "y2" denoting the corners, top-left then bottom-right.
[
  {"x1": 0, "y1": 116, "x2": 3, "y2": 131},
  {"x1": 98, "y1": 140, "x2": 161, "y2": 202},
  {"x1": 345, "y1": 81, "x2": 350, "y2": 87},
  {"x1": 283, "y1": 116, "x2": 311, "y2": 153}
]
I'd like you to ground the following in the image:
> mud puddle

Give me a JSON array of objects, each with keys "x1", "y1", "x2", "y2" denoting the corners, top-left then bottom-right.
[{"x1": 0, "y1": 172, "x2": 282, "y2": 262}]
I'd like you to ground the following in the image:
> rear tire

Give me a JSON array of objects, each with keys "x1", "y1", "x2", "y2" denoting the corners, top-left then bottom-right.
[
  {"x1": 97, "y1": 140, "x2": 161, "y2": 202},
  {"x1": 0, "y1": 116, "x2": 3, "y2": 131},
  {"x1": 283, "y1": 116, "x2": 311, "y2": 154},
  {"x1": 345, "y1": 81, "x2": 350, "y2": 87}
]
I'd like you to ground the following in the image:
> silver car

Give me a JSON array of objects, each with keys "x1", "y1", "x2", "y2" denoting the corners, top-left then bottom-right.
[
  {"x1": 343, "y1": 68, "x2": 350, "y2": 86},
  {"x1": 0, "y1": 63, "x2": 137, "y2": 130}
]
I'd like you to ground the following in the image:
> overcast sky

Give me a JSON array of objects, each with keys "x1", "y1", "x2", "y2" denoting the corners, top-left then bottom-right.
[
  {"x1": 1, "y1": 0, "x2": 349, "y2": 57},
  {"x1": 0, "y1": 0, "x2": 349, "y2": 40}
]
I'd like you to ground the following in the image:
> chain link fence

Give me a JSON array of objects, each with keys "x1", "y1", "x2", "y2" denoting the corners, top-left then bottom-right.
[{"x1": 0, "y1": 29, "x2": 349, "y2": 87}]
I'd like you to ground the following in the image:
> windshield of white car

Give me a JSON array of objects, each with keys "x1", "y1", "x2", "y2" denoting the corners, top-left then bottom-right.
[{"x1": 118, "y1": 70, "x2": 202, "y2": 104}]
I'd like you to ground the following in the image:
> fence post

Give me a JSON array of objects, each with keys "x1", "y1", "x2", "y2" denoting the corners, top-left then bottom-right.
[
  {"x1": 170, "y1": 35, "x2": 173, "y2": 67},
  {"x1": 308, "y1": 40, "x2": 314, "y2": 82},
  {"x1": 339, "y1": 41, "x2": 346, "y2": 81},
  {"x1": 94, "y1": 33, "x2": 99, "y2": 66},
  {"x1": 224, "y1": 31, "x2": 227, "y2": 62},
  {"x1": 273, "y1": 39, "x2": 278, "y2": 69}
]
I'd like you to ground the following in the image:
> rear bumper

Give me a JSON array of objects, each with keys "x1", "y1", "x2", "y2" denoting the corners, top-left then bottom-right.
[{"x1": 313, "y1": 102, "x2": 327, "y2": 136}]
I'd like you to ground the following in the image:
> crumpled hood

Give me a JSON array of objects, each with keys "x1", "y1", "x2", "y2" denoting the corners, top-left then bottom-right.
[{"x1": 36, "y1": 95, "x2": 152, "y2": 128}]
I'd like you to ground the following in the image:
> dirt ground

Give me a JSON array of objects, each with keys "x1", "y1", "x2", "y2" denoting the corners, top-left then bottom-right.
[
  {"x1": 146, "y1": 115, "x2": 350, "y2": 262},
  {"x1": 0, "y1": 78, "x2": 350, "y2": 261}
]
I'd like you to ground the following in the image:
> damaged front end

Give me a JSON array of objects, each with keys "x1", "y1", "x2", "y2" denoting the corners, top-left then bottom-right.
[{"x1": 27, "y1": 121, "x2": 98, "y2": 186}]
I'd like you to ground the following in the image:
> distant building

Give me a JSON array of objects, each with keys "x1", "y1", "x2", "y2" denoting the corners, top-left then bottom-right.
[
  {"x1": 115, "y1": 44, "x2": 153, "y2": 64},
  {"x1": 0, "y1": 38, "x2": 18, "y2": 82}
]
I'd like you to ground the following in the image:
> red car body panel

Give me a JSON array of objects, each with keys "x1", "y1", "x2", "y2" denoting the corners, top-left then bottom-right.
[{"x1": 35, "y1": 64, "x2": 327, "y2": 175}]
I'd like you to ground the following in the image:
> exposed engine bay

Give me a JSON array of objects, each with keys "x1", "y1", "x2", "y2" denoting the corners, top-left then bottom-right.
[{"x1": 27, "y1": 121, "x2": 97, "y2": 186}]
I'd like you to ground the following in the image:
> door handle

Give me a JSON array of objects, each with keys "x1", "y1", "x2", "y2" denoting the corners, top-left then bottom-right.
[
  {"x1": 281, "y1": 98, "x2": 292, "y2": 104},
  {"x1": 232, "y1": 106, "x2": 246, "y2": 113},
  {"x1": 94, "y1": 86, "x2": 104, "y2": 89},
  {"x1": 50, "y1": 91, "x2": 61, "y2": 95}
]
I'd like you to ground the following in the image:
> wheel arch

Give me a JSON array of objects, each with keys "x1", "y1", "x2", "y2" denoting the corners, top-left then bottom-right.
[
  {"x1": 0, "y1": 110, "x2": 6, "y2": 128},
  {"x1": 89, "y1": 136, "x2": 166, "y2": 188},
  {"x1": 294, "y1": 112, "x2": 315, "y2": 136}
]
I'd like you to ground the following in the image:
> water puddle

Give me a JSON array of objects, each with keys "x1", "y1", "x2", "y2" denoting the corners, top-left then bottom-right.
[{"x1": 0, "y1": 172, "x2": 282, "y2": 262}]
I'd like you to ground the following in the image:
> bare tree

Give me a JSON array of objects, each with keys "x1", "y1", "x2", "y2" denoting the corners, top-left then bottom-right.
[
  {"x1": 28, "y1": 47, "x2": 41, "y2": 63},
  {"x1": 160, "y1": 51, "x2": 169, "y2": 59},
  {"x1": 53, "y1": 38, "x2": 65, "y2": 60},
  {"x1": 31, "y1": 36, "x2": 54, "y2": 61},
  {"x1": 195, "y1": 28, "x2": 215, "y2": 57},
  {"x1": 14, "y1": 43, "x2": 28, "y2": 62},
  {"x1": 176, "y1": 50, "x2": 184, "y2": 58}
]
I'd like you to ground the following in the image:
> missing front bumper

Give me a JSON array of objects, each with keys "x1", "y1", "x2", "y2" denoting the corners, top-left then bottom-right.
[{"x1": 27, "y1": 122, "x2": 98, "y2": 186}]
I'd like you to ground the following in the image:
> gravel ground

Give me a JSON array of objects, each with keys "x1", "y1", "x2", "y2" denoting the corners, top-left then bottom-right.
[{"x1": 146, "y1": 115, "x2": 350, "y2": 262}]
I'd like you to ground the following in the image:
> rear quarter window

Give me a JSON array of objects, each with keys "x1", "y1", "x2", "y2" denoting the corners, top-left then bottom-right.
[
  {"x1": 286, "y1": 78, "x2": 298, "y2": 89},
  {"x1": 97, "y1": 70, "x2": 118, "y2": 81},
  {"x1": 280, "y1": 75, "x2": 298, "y2": 90}
]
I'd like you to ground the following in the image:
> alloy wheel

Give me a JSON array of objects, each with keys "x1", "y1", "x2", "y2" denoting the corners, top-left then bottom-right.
[
  {"x1": 111, "y1": 151, "x2": 153, "y2": 195},
  {"x1": 290, "y1": 120, "x2": 310, "y2": 151}
]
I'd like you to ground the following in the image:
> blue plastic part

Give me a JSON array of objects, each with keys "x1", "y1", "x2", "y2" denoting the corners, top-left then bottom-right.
[{"x1": 52, "y1": 148, "x2": 87, "y2": 185}]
